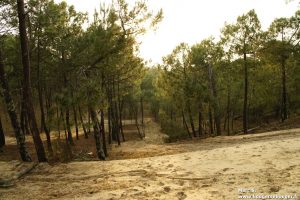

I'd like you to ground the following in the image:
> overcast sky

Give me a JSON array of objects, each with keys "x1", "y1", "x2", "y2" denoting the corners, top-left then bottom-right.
[{"x1": 54, "y1": 0, "x2": 299, "y2": 64}]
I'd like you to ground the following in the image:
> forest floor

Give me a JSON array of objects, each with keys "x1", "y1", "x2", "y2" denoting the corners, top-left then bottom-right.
[{"x1": 0, "y1": 118, "x2": 300, "y2": 199}]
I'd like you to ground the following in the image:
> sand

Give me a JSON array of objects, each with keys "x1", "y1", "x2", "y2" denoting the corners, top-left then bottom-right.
[{"x1": 0, "y1": 121, "x2": 300, "y2": 200}]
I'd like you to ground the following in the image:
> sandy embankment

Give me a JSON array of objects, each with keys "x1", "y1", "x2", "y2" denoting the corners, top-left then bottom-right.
[{"x1": 1, "y1": 127, "x2": 300, "y2": 200}]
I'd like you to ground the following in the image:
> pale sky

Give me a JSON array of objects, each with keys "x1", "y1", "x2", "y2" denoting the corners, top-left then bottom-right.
[{"x1": 55, "y1": 0, "x2": 299, "y2": 64}]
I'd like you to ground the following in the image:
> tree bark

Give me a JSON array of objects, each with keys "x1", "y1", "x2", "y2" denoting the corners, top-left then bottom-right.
[
  {"x1": 226, "y1": 84, "x2": 231, "y2": 136},
  {"x1": 17, "y1": 0, "x2": 47, "y2": 162},
  {"x1": 107, "y1": 107, "x2": 112, "y2": 144},
  {"x1": 88, "y1": 110, "x2": 91, "y2": 133},
  {"x1": 182, "y1": 110, "x2": 192, "y2": 138},
  {"x1": 57, "y1": 106, "x2": 61, "y2": 139},
  {"x1": 208, "y1": 104, "x2": 214, "y2": 135},
  {"x1": 141, "y1": 97, "x2": 144, "y2": 126},
  {"x1": 187, "y1": 104, "x2": 196, "y2": 137},
  {"x1": 89, "y1": 107, "x2": 105, "y2": 160},
  {"x1": 243, "y1": 52, "x2": 248, "y2": 134},
  {"x1": 100, "y1": 109, "x2": 108, "y2": 156},
  {"x1": 198, "y1": 104, "x2": 203, "y2": 136},
  {"x1": 37, "y1": 35, "x2": 52, "y2": 153},
  {"x1": 0, "y1": 47, "x2": 31, "y2": 161},
  {"x1": 20, "y1": 89, "x2": 30, "y2": 135},
  {"x1": 78, "y1": 106, "x2": 88, "y2": 138},
  {"x1": 207, "y1": 64, "x2": 221, "y2": 135},
  {"x1": 281, "y1": 58, "x2": 288, "y2": 122},
  {"x1": 0, "y1": 116, "x2": 5, "y2": 147},
  {"x1": 73, "y1": 105, "x2": 79, "y2": 140},
  {"x1": 65, "y1": 108, "x2": 74, "y2": 145},
  {"x1": 117, "y1": 81, "x2": 125, "y2": 141}
]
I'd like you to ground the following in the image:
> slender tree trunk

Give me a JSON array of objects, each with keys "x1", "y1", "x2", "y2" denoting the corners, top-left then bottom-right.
[
  {"x1": 112, "y1": 80, "x2": 121, "y2": 145},
  {"x1": 224, "y1": 116, "x2": 227, "y2": 131},
  {"x1": 231, "y1": 111, "x2": 234, "y2": 133},
  {"x1": 119, "y1": 100, "x2": 125, "y2": 142},
  {"x1": 281, "y1": 58, "x2": 288, "y2": 122},
  {"x1": 20, "y1": 89, "x2": 30, "y2": 135},
  {"x1": 134, "y1": 105, "x2": 143, "y2": 139},
  {"x1": 17, "y1": 0, "x2": 47, "y2": 162},
  {"x1": 108, "y1": 107, "x2": 112, "y2": 144},
  {"x1": 73, "y1": 105, "x2": 79, "y2": 140},
  {"x1": 89, "y1": 107, "x2": 105, "y2": 160},
  {"x1": 57, "y1": 106, "x2": 61, "y2": 139},
  {"x1": 88, "y1": 110, "x2": 91, "y2": 133},
  {"x1": 61, "y1": 109, "x2": 67, "y2": 142},
  {"x1": 100, "y1": 109, "x2": 108, "y2": 156},
  {"x1": 182, "y1": 110, "x2": 192, "y2": 138},
  {"x1": 187, "y1": 104, "x2": 196, "y2": 137},
  {"x1": 198, "y1": 104, "x2": 203, "y2": 137},
  {"x1": 141, "y1": 97, "x2": 144, "y2": 126},
  {"x1": 226, "y1": 86, "x2": 231, "y2": 136},
  {"x1": 78, "y1": 106, "x2": 88, "y2": 138},
  {"x1": 0, "y1": 47, "x2": 31, "y2": 161},
  {"x1": 208, "y1": 104, "x2": 214, "y2": 135},
  {"x1": 207, "y1": 64, "x2": 221, "y2": 135},
  {"x1": 62, "y1": 71, "x2": 73, "y2": 145},
  {"x1": 0, "y1": 117, "x2": 5, "y2": 147},
  {"x1": 65, "y1": 109, "x2": 73, "y2": 145},
  {"x1": 243, "y1": 52, "x2": 248, "y2": 134},
  {"x1": 37, "y1": 35, "x2": 52, "y2": 153},
  {"x1": 117, "y1": 81, "x2": 125, "y2": 141}
]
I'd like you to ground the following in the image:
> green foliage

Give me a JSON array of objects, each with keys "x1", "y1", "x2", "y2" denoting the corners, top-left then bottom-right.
[{"x1": 158, "y1": 111, "x2": 187, "y2": 142}]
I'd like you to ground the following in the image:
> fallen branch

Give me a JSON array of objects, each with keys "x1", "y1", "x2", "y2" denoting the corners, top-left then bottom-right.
[
  {"x1": 236, "y1": 126, "x2": 261, "y2": 135},
  {"x1": 0, "y1": 162, "x2": 37, "y2": 188}
]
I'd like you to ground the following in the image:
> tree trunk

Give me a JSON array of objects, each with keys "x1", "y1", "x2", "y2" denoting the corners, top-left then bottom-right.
[
  {"x1": 231, "y1": 111, "x2": 234, "y2": 133},
  {"x1": 107, "y1": 107, "x2": 112, "y2": 144},
  {"x1": 207, "y1": 64, "x2": 221, "y2": 135},
  {"x1": 37, "y1": 35, "x2": 52, "y2": 153},
  {"x1": 0, "y1": 47, "x2": 31, "y2": 161},
  {"x1": 134, "y1": 105, "x2": 143, "y2": 139},
  {"x1": 17, "y1": 0, "x2": 47, "y2": 162},
  {"x1": 119, "y1": 100, "x2": 125, "y2": 142},
  {"x1": 226, "y1": 86, "x2": 231, "y2": 136},
  {"x1": 117, "y1": 81, "x2": 125, "y2": 141},
  {"x1": 65, "y1": 109, "x2": 74, "y2": 145},
  {"x1": 208, "y1": 104, "x2": 214, "y2": 135},
  {"x1": 61, "y1": 109, "x2": 68, "y2": 142},
  {"x1": 78, "y1": 106, "x2": 88, "y2": 139},
  {"x1": 100, "y1": 109, "x2": 108, "y2": 156},
  {"x1": 89, "y1": 107, "x2": 105, "y2": 160},
  {"x1": 281, "y1": 58, "x2": 288, "y2": 122},
  {"x1": 182, "y1": 110, "x2": 192, "y2": 138},
  {"x1": 20, "y1": 89, "x2": 30, "y2": 135},
  {"x1": 187, "y1": 104, "x2": 196, "y2": 137},
  {"x1": 73, "y1": 105, "x2": 79, "y2": 140},
  {"x1": 198, "y1": 104, "x2": 203, "y2": 136},
  {"x1": 243, "y1": 52, "x2": 248, "y2": 134},
  {"x1": 141, "y1": 97, "x2": 144, "y2": 126},
  {"x1": 88, "y1": 110, "x2": 91, "y2": 133},
  {"x1": 57, "y1": 106, "x2": 61, "y2": 139},
  {"x1": 0, "y1": 117, "x2": 5, "y2": 147}
]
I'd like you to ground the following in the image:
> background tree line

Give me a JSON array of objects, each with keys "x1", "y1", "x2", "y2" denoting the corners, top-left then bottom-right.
[{"x1": 144, "y1": 9, "x2": 300, "y2": 141}]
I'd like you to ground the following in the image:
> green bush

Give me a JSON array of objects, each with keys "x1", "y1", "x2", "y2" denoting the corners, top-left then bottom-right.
[{"x1": 159, "y1": 112, "x2": 189, "y2": 142}]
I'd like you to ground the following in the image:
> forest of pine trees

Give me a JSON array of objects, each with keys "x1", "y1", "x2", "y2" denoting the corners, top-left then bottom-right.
[
  {"x1": 0, "y1": 0, "x2": 299, "y2": 162},
  {"x1": 155, "y1": 9, "x2": 300, "y2": 141}
]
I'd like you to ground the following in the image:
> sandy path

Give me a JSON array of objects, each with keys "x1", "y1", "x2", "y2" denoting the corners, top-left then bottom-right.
[{"x1": 1, "y1": 126, "x2": 300, "y2": 200}]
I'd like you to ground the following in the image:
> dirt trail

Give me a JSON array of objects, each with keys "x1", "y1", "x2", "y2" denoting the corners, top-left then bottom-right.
[{"x1": 1, "y1": 120, "x2": 300, "y2": 199}]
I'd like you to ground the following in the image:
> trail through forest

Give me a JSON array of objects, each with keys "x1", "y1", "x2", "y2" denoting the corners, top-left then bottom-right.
[{"x1": 1, "y1": 119, "x2": 300, "y2": 200}]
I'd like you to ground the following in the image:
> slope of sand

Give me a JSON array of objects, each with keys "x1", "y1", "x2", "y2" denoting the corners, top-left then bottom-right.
[{"x1": 1, "y1": 126, "x2": 300, "y2": 200}]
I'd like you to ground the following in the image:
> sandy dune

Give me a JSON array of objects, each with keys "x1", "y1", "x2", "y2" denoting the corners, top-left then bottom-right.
[{"x1": 1, "y1": 126, "x2": 300, "y2": 200}]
